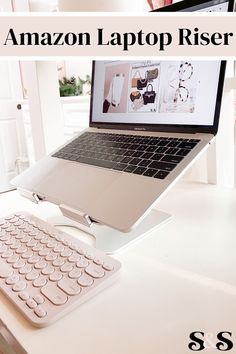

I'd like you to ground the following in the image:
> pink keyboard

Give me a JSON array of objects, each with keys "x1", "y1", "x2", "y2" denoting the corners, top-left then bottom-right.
[{"x1": 0, "y1": 212, "x2": 121, "y2": 327}]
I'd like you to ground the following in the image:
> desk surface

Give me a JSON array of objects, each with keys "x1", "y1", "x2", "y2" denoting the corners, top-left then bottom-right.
[{"x1": 0, "y1": 182, "x2": 236, "y2": 354}]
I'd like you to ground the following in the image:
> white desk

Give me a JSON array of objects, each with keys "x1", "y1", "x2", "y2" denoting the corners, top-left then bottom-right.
[{"x1": 0, "y1": 182, "x2": 236, "y2": 354}]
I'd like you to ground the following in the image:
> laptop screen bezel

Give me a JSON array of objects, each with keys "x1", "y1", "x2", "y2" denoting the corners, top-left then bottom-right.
[
  {"x1": 89, "y1": 60, "x2": 226, "y2": 135},
  {"x1": 151, "y1": 0, "x2": 234, "y2": 12}
]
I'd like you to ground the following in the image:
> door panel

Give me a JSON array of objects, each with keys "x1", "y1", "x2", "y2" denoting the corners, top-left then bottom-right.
[{"x1": 0, "y1": 62, "x2": 24, "y2": 193}]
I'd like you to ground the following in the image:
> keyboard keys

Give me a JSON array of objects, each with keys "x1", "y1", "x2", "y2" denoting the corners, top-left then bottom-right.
[
  {"x1": 154, "y1": 171, "x2": 170, "y2": 180},
  {"x1": 149, "y1": 161, "x2": 176, "y2": 172},
  {"x1": 34, "y1": 306, "x2": 47, "y2": 318},
  {"x1": 178, "y1": 141, "x2": 197, "y2": 149},
  {"x1": 85, "y1": 265, "x2": 105, "y2": 279},
  {"x1": 162, "y1": 155, "x2": 184, "y2": 164},
  {"x1": 77, "y1": 274, "x2": 94, "y2": 287},
  {"x1": 12, "y1": 280, "x2": 27, "y2": 292},
  {"x1": 124, "y1": 165, "x2": 136, "y2": 173},
  {"x1": 58, "y1": 278, "x2": 81, "y2": 296},
  {"x1": 41, "y1": 283, "x2": 68, "y2": 305},
  {"x1": 133, "y1": 167, "x2": 146, "y2": 175},
  {"x1": 143, "y1": 169, "x2": 157, "y2": 177},
  {"x1": 33, "y1": 276, "x2": 47, "y2": 288}
]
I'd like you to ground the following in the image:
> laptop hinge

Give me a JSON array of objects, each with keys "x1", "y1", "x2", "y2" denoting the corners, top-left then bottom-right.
[
  {"x1": 59, "y1": 204, "x2": 92, "y2": 228},
  {"x1": 18, "y1": 188, "x2": 41, "y2": 204}
]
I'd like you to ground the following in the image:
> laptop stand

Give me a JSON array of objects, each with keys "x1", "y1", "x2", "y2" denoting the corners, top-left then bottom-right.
[{"x1": 48, "y1": 205, "x2": 171, "y2": 254}]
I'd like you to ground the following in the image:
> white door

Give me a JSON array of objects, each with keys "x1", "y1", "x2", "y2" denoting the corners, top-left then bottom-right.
[{"x1": 0, "y1": 62, "x2": 25, "y2": 192}]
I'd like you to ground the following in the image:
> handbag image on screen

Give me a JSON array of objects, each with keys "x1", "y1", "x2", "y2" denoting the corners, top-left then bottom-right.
[
  {"x1": 132, "y1": 96, "x2": 144, "y2": 111},
  {"x1": 137, "y1": 77, "x2": 148, "y2": 90},
  {"x1": 131, "y1": 70, "x2": 141, "y2": 88},
  {"x1": 130, "y1": 91, "x2": 141, "y2": 102},
  {"x1": 143, "y1": 84, "x2": 156, "y2": 105},
  {"x1": 147, "y1": 68, "x2": 159, "y2": 81}
]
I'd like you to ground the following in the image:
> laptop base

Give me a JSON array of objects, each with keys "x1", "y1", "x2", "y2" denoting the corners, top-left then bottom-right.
[{"x1": 48, "y1": 209, "x2": 171, "y2": 254}]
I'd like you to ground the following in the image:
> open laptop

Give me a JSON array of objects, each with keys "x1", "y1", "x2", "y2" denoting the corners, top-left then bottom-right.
[
  {"x1": 152, "y1": 0, "x2": 234, "y2": 12},
  {"x1": 12, "y1": 60, "x2": 226, "y2": 233}
]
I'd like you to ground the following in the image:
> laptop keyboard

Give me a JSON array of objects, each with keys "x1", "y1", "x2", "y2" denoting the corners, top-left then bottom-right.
[{"x1": 52, "y1": 132, "x2": 200, "y2": 180}]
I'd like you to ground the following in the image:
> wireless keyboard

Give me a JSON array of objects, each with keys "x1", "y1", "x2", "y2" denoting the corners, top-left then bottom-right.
[{"x1": 0, "y1": 212, "x2": 121, "y2": 327}]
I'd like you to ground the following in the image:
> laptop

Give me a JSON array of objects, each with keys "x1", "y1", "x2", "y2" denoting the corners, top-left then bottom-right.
[
  {"x1": 152, "y1": 0, "x2": 234, "y2": 12},
  {"x1": 12, "y1": 60, "x2": 226, "y2": 232}
]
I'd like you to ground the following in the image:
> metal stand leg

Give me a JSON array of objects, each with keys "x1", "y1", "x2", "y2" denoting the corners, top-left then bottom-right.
[{"x1": 48, "y1": 209, "x2": 171, "y2": 254}]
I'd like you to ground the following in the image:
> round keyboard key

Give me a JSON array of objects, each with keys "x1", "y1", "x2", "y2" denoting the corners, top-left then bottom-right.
[
  {"x1": 76, "y1": 258, "x2": 89, "y2": 268},
  {"x1": 93, "y1": 257, "x2": 103, "y2": 266},
  {"x1": 9, "y1": 217, "x2": 18, "y2": 223},
  {"x1": 68, "y1": 253, "x2": 80, "y2": 263},
  {"x1": 84, "y1": 252, "x2": 94, "y2": 260},
  {"x1": 10, "y1": 230, "x2": 18, "y2": 236},
  {"x1": 102, "y1": 263, "x2": 114, "y2": 271},
  {"x1": 6, "y1": 226, "x2": 15, "y2": 233},
  {"x1": 61, "y1": 248, "x2": 72, "y2": 258},
  {"x1": 26, "y1": 270, "x2": 40, "y2": 281},
  {"x1": 2, "y1": 250, "x2": 14, "y2": 259},
  {"x1": 77, "y1": 274, "x2": 94, "y2": 287},
  {"x1": 42, "y1": 266, "x2": 54, "y2": 275},
  {"x1": 13, "y1": 280, "x2": 27, "y2": 292},
  {"x1": 62, "y1": 240, "x2": 72, "y2": 247},
  {"x1": 58, "y1": 278, "x2": 81, "y2": 296},
  {"x1": 1, "y1": 222, "x2": 11, "y2": 229},
  {"x1": 49, "y1": 271, "x2": 63, "y2": 282},
  {"x1": 47, "y1": 241, "x2": 57, "y2": 248},
  {"x1": 41, "y1": 238, "x2": 50, "y2": 244},
  {"x1": 32, "y1": 244, "x2": 44, "y2": 252},
  {"x1": 6, "y1": 274, "x2": 20, "y2": 285},
  {"x1": 45, "y1": 252, "x2": 57, "y2": 262},
  {"x1": 19, "y1": 264, "x2": 32, "y2": 275},
  {"x1": 85, "y1": 264, "x2": 105, "y2": 279},
  {"x1": 5, "y1": 238, "x2": 15, "y2": 246},
  {"x1": 34, "y1": 260, "x2": 47, "y2": 270},
  {"x1": 33, "y1": 276, "x2": 47, "y2": 288},
  {"x1": 41, "y1": 283, "x2": 68, "y2": 305},
  {"x1": 0, "y1": 235, "x2": 10, "y2": 241},
  {"x1": 26, "y1": 298, "x2": 37, "y2": 309},
  {"x1": 39, "y1": 248, "x2": 50, "y2": 257},
  {"x1": 21, "y1": 250, "x2": 34, "y2": 259},
  {"x1": 33, "y1": 294, "x2": 45, "y2": 305},
  {"x1": 21, "y1": 235, "x2": 31, "y2": 243},
  {"x1": 13, "y1": 259, "x2": 25, "y2": 269},
  {"x1": 0, "y1": 245, "x2": 8, "y2": 253},
  {"x1": 7, "y1": 254, "x2": 19, "y2": 264},
  {"x1": 77, "y1": 248, "x2": 85, "y2": 256},
  {"x1": 16, "y1": 246, "x2": 28, "y2": 254},
  {"x1": 34, "y1": 306, "x2": 47, "y2": 318},
  {"x1": 0, "y1": 230, "x2": 6, "y2": 238},
  {"x1": 28, "y1": 231, "x2": 37, "y2": 237},
  {"x1": 0, "y1": 260, "x2": 13, "y2": 278},
  {"x1": 28, "y1": 255, "x2": 41, "y2": 264},
  {"x1": 53, "y1": 244, "x2": 64, "y2": 253},
  {"x1": 60, "y1": 263, "x2": 73, "y2": 273},
  {"x1": 34, "y1": 234, "x2": 45, "y2": 241},
  {"x1": 52, "y1": 258, "x2": 65, "y2": 267},
  {"x1": 14, "y1": 232, "x2": 24, "y2": 240},
  {"x1": 19, "y1": 291, "x2": 30, "y2": 301},
  {"x1": 69, "y1": 268, "x2": 82, "y2": 279},
  {"x1": 27, "y1": 239, "x2": 37, "y2": 247}
]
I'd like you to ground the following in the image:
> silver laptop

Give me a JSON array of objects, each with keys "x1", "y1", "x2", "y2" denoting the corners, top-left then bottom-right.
[
  {"x1": 153, "y1": 0, "x2": 234, "y2": 12},
  {"x1": 12, "y1": 60, "x2": 226, "y2": 232}
]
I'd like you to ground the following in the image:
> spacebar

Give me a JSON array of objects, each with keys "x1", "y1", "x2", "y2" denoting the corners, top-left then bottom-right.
[{"x1": 77, "y1": 156, "x2": 114, "y2": 169}]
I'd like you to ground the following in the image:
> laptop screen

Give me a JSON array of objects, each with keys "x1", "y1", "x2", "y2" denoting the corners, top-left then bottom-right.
[
  {"x1": 153, "y1": 0, "x2": 234, "y2": 12},
  {"x1": 90, "y1": 60, "x2": 224, "y2": 131}
]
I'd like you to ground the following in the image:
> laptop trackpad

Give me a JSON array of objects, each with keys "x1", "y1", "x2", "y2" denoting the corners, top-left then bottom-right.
[{"x1": 36, "y1": 163, "x2": 117, "y2": 212}]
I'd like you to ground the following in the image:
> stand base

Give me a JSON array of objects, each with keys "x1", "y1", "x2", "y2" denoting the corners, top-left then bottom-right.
[{"x1": 48, "y1": 209, "x2": 171, "y2": 254}]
